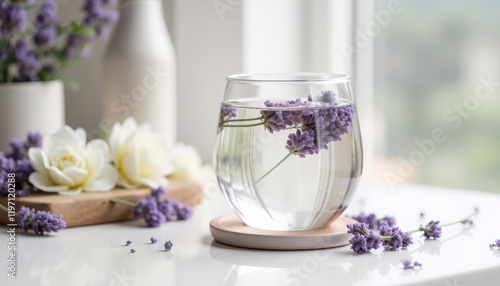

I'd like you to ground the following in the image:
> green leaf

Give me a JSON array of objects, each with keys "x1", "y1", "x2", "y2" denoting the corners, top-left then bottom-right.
[
  {"x1": 99, "y1": 124, "x2": 110, "y2": 141},
  {"x1": 76, "y1": 28, "x2": 95, "y2": 37},
  {"x1": 60, "y1": 78, "x2": 80, "y2": 90},
  {"x1": 37, "y1": 69, "x2": 49, "y2": 81},
  {"x1": 70, "y1": 21, "x2": 82, "y2": 33}
]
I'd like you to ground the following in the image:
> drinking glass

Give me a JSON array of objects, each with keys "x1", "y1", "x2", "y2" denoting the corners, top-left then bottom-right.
[{"x1": 214, "y1": 73, "x2": 363, "y2": 231}]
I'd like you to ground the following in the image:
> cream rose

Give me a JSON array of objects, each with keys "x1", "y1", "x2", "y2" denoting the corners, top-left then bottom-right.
[
  {"x1": 28, "y1": 126, "x2": 118, "y2": 195},
  {"x1": 109, "y1": 117, "x2": 174, "y2": 189},
  {"x1": 168, "y1": 142, "x2": 204, "y2": 184}
]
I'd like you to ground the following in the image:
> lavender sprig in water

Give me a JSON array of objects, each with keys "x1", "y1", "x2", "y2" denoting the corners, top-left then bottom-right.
[
  {"x1": 218, "y1": 91, "x2": 356, "y2": 183},
  {"x1": 110, "y1": 186, "x2": 193, "y2": 228}
]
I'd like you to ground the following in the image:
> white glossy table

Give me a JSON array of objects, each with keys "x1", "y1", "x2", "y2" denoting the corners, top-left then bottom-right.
[{"x1": 1, "y1": 183, "x2": 499, "y2": 286}]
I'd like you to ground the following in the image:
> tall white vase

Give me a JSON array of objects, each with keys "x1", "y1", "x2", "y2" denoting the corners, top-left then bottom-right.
[
  {"x1": 103, "y1": 0, "x2": 177, "y2": 147},
  {"x1": 0, "y1": 80, "x2": 65, "y2": 150}
]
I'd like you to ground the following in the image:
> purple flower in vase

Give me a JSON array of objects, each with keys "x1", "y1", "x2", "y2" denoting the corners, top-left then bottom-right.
[
  {"x1": 34, "y1": 0, "x2": 58, "y2": 28},
  {"x1": 64, "y1": 34, "x2": 84, "y2": 57},
  {"x1": 286, "y1": 129, "x2": 317, "y2": 158},
  {"x1": 308, "y1": 90, "x2": 338, "y2": 106},
  {"x1": 219, "y1": 106, "x2": 238, "y2": 121},
  {"x1": 33, "y1": 0, "x2": 58, "y2": 48},
  {"x1": 33, "y1": 27, "x2": 56, "y2": 47},
  {"x1": 0, "y1": 4, "x2": 27, "y2": 36}
]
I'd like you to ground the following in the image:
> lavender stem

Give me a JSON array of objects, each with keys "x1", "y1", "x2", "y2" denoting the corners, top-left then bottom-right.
[
  {"x1": 222, "y1": 115, "x2": 264, "y2": 123},
  {"x1": 220, "y1": 122, "x2": 266, "y2": 128},
  {"x1": 109, "y1": 198, "x2": 136, "y2": 208},
  {"x1": 255, "y1": 152, "x2": 293, "y2": 184}
]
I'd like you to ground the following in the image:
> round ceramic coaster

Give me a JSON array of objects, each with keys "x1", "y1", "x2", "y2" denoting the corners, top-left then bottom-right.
[{"x1": 210, "y1": 214, "x2": 357, "y2": 250}]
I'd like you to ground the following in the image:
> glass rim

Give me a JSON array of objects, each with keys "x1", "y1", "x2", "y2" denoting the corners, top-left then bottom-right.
[{"x1": 226, "y1": 73, "x2": 351, "y2": 84}]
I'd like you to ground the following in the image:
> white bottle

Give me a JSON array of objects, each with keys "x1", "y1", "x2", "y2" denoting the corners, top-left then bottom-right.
[{"x1": 103, "y1": 0, "x2": 176, "y2": 146}]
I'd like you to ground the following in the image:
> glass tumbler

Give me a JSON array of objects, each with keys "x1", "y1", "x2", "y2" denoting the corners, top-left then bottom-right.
[{"x1": 214, "y1": 73, "x2": 363, "y2": 231}]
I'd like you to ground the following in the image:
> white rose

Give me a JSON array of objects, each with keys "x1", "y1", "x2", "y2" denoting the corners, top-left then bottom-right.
[
  {"x1": 28, "y1": 126, "x2": 118, "y2": 196},
  {"x1": 168, "y1": 142, "x2": 204, "y2": 184},
  {"x1": 109, "y1": 117, "x2": 174, "y2": 189}
]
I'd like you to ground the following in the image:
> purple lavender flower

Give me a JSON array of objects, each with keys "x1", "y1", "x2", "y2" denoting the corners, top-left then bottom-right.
[
  {"x1": 16, "y1": 51, "x2": 41, "y2": 82},
  {"x1": 401, "y1": 260, "x2": 422, "y2": 269},
  {"x1": 286, "y1": 129, "x2": 317, "y2": 158},
  {"x1": 365, "y1": 231, "x2": 383, "y2": 250},
  {"x1": 144, "y1": 209, "x2": 166, "y2": 227},
  {"x1": 157, "y1": 199, "x2": 178, "y2": 220},
  {"x1": 126, "y1": 240, "x2": 132, "y2": 246},
  {"x1": 17, "y1": 206, "x2": 66, "y2": 235},
  {"x1": 379, "y1": 225, "x2": 413, "y2": 250},
  {"x1": 33, "y1": 27, "x2": 56, "y2": 47},
  {"x1": 347, "y1": 223, "x2": 383, "y2": 253},
  {"x1": 34, "y1": 0, "x2": 58, "y2": 28},
  {"x1": 133, "y1": 188, "x2": 194, "y2": 226},
  {"x1": 64, "y1": 34, "x2": 84, "y2": 57},
  {"x1": 379, "y1": 216, "x2": 396, "y2": 227},
  {"x1": 219, "y1": 105, "x2": 238, "y2": 121},
  {"x1": 0, "y1": 4, "x2": 27, "y2": 36},
  {"x1": 349, "y1": 233, "x2": 368, "y2": 254},
  {"x1": 352, "y1": 213, "x2": 397, "y2": 230},
  {"x1": 308, "y1": 90, "x2": 338, "y2": 106},
  {"x1": 133, "y1": 196, "x2": 157, "y2": 219},
  {"x1": 13, "y1": 39, "x2": 27, "y2": 61},
  {"x1": 130, "y1": 249, "x2": 135, "y2": 253},
  {"x1": 347, "y1": 223, "x2": 369, "y2": 235},
  {"x1": 164, "y1": 240, "x2": 173, "y2": 251},
  {"x1": 150, "y1": 237, "x2": 157, "y2": 244},
  {"x1": 1, "y1": 132, "x2": 41, "y2": 197},
  {"x1": 151, "y1": 186, "x2": 166, "y2": 199},
  {"x1": 262, "y1": 99, "x2": 307, "y2": 133},
  {"x1": 173, "y1": 201, "x2": 193, "y2": 220},
  {"x1": 82, "y1": 0, "x2": 120, "y2": 36},
  {"x1": 26, "y1": 132, "x2": 42, "y2": 149},
  {"x1": 421, "y1": 221, "x2": 442, "y2": 239},
  {"x1": 489, "y1": 239, "x2": 500, "y2": 248}
]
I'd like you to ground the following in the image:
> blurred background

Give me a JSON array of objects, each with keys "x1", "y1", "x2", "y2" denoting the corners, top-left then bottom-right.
[{"x1": 61, "y1": 0, "x2": 500, "y2": 193}]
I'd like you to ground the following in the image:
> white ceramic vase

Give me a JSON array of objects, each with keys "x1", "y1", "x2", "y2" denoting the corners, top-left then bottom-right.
[
  {"x1": 103, "y1": 0, "x2": 177, "y2": 147},
  {"x1": 0, "y1": 80, "x2": 65, "y2": 150}
]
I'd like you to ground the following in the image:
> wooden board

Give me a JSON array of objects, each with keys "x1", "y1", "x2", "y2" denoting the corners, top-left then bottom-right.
[{"x1": 0, "y1": 180, "x2": 203, "y2": 227}]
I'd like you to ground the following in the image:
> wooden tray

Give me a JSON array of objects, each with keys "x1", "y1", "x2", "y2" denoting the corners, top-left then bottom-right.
[{"x1": 0, "y1": 179, "x2": 203, "y2": 227}]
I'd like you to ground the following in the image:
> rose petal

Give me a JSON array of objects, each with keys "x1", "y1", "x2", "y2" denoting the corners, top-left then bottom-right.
[
  {"x1": 63, "y1": 166, "x2": 89, "y2": 187},
  {"x1": 120, "y1": 143, "x2": 140, "y2": 183},
  {"x1": 83, "y1": 165, "x2": 118, "y2": 192},
  {"x1": 28, "y1": 148, "x2": 50, "y2": 176},
  {"x1": 85, "y1": 139, "x2": 110, "y2": 181},
  {"x1": 43, "y1": 125, "x2": 84, "y2": 154},
  {"x1": 29, "y1": 172, "x2": 69, "y2": 192},
  {"x1": 57, "y1": 188, "x2": 82, "y2": 196},
  {"x1": 48, "y1": 166, "x2": 75, "y2": 186}
]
